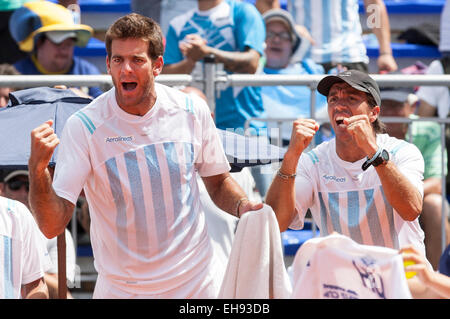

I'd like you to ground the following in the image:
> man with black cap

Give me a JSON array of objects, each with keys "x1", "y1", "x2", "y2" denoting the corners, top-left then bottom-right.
[{"x1": 266, "y1": 69, "x2": 427, "y2": 256}]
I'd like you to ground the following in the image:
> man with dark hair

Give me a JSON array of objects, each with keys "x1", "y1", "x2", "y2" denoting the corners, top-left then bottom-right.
[
  {"x1": 28, "y1": 13, "x2": 262, "y2": 299},
  {"x1": 266, "y1": 70, "x2": 427, "y2": 257}
]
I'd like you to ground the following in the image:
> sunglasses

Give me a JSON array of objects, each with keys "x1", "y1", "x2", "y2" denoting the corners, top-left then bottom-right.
[
  {"x1": 266, "y1": 31, "x2": 292, "y2": 42},
  {"x1": 7, "y1": 180, "x2": 29, "y2": 192}
]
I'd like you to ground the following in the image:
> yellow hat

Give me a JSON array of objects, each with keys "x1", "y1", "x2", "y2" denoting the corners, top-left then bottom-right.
[{"x1": 9, "y1": 1, "x2": 93, "y2": 52}]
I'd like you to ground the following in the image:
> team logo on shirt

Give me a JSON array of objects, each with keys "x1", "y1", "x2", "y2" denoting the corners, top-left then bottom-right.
[
  {"x1": 105, "y1": 135, "x2": 134, "y2": 143},
  {"x1": 322, "y1": 174, "x2": 346, "y2": 183}
]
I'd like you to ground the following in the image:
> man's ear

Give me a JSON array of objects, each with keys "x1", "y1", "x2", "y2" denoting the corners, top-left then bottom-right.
[
  {"x1": 370, "y1": 105, "x2": 380, "y2": 123},
  {"x1": 106, "y1": 56, "x2": 111, "y2": 75},
  {"x1": 153, "y1": 56, "x2": 164, "y2": 76}
]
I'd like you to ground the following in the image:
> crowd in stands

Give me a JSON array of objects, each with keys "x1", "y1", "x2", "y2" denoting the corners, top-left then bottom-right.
[{"x1": 0, "y1": 0, "x2": 449, "y2": 300}]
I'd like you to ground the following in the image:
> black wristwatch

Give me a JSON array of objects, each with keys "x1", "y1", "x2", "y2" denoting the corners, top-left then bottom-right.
[{"x1": 362, "y1": 149, "x2": 390, "y2": 171}]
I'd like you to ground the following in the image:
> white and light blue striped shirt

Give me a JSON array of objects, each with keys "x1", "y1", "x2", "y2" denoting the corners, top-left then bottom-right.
[
  {"x1": 53, "y1": 83, "x2": 230, "y2": 296},
  {"x1": 291, "y1": 135, "x2": 426, "y2": 255},
  {"x1": 288, "y1": 0, "x2": 369, "y2": 64}
]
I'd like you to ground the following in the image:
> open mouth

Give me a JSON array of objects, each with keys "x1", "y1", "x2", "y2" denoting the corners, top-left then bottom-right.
[{"x1": 121, "y1": 82, "x2": 137, "y2": 91}]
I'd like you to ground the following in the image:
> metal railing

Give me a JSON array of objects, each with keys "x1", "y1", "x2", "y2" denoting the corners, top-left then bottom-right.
[{"x1": 1, "y1": 69, "x2": 450, "y2": 254}]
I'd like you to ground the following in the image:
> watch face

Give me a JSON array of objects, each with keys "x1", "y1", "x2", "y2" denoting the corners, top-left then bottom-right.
[
  {"x1": 381, "y1": 149, "x2": 389, "y2": 161},
  {"x1": 373, "y1": 149, "x2": 389, "y2": 167}
]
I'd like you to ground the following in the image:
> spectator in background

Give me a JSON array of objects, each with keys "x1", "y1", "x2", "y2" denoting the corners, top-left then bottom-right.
[
  {"x1": 0, "y1": 63, "x2": 20, "y2": 108},
  {"x1": 162, "y1": 0, "x2": 266, "y2": 132},
  {"x1": 162, "y1": 0, "x2": 268, "y2": 197},
  {"x1": 0, "y1": 195, "x2": 49, "y2": 298},
  {"x1": 8, "y1": 1, "x2": 103, "y2": 98},
  {"x1": 380, "y1": 87, "x2": 450, "y2": 270},
  {"x1": 0, "y1": 169, "x2": 77, "y2": 299},
  {"x1": 255, "y1": 0, "x2": 398, "y2": 74},
  {"x1": 261, "y1": 8, "x2": 329, "y2": 147},
  {"x1": 131, "y1": 0, "x2": 198, "y2": 36}
]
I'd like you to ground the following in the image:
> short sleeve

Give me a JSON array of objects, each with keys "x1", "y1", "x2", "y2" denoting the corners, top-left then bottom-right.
[
  {"x1": 191, "y1": 94, "x2": 231, "y2": 176},
  {"x1": 53, "y1": 114, "x2": 92, "y2": 205},
  {"x1": 163, "y1": 25, "x2": 183, "y2": 65},
  {"x1": 20, "y1": 205, "x2": 49, "y2": 285},
  {"x1": 233, "y1": 2, "x2": 265, "y2": 55}
]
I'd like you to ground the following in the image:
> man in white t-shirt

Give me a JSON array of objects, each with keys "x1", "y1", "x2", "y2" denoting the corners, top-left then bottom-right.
[
  {"x1": 0, "y1": 196, "x2": 49, "y2": 299},
  {"x1": 27, "y1": 13, "x2": 262, "y2": 299},
  {"x1": 266, "y1": 70, "x2": 427, "y2": 256}
]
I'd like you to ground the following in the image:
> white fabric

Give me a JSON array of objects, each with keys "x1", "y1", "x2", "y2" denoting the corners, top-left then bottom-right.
[
  {"x1": 218, "y1": 204, "x2": 292, "y2": 299},
  {"x1": 290, "y1": 134, "x2": 426, "y2": 255},
  {"x1": 416, "y1": 60, "x2": 450, "y2": 118},
  {"x1": 199, "y1": 167, "x2": 261, "y2": 280},
  {"x1": 0, "y1": 197, "x2": 50, "y2": 299},
  {"x1": 291, "y1": 233, "x2": 412, "y2": 299},
  {"x1": 53, "y1": 83, "x2": 230, "y2": 298},
  {"x1": 439, "y1": 0, "x2": 450, "y2": 52}
]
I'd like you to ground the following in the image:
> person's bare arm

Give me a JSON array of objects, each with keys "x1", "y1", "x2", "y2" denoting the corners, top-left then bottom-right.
[
  {"x1": 28, "y1": 120, "x2": 75, "y2": 238},
  {"x1": 417, "y1": 99, "x2": 438, "y2": 117},
  {"x1": 423, "y1": 177, "x2": 442, "y2": 196},
  {"x1": 265, "y1": 119, "x2": 319, "y2": 231},
  {"x1": 22, "y1": 278, "x2": 49, "y2": 299},
  {"x1": 345, "y1": 115, "x2": 422, "y2": 221},
  {"x1": 162, "y1": 34, "x2": 261, "y2": 74},
  {"x1": 401, "y1": 245, "x2": 450, "y2": 299},
  {"x1": 255, "y1": 0, "x2": 280, "y2": 13},
  {"x1": 202, "y1": 172, "x2": 263, "y2": 218},
  {"x1": 374, "y1": 162, "x2": 423, "y2": 221},
  {"x1": 364, "y1": 0, "x2": 398, "y2": 72}
]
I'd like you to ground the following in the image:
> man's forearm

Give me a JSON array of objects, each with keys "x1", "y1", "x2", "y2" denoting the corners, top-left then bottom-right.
[
  {"x1": 265, "y1": 152, "x2": 299, "y2": 231},
  {"x1": 365, "y1": 0, "x2": 392, "y2": 54},
  {"x1": 208, "y1": 48, "x2": 260, "y2": 74},
  {"x1": 29, "y1": 168, "x2": 74, "y2": 238},
  {"x1": 375, "y1": 162, "x2": 423, "y2": 221},
  {"x1": 203, "y1": 174, "x2": 248, "y2": 217}
]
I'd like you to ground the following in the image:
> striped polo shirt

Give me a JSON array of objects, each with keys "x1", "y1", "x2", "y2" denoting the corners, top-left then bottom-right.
[
  {"x1": 53, "y1": 83, "x2": 230, "y2": 295},
  {"x1": 290, "y1": 134, "x2": 426, "y2": 255}
]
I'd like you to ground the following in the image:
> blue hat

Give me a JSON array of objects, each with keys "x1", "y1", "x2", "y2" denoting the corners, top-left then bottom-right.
[{"x1": 9, "y1": 1, "x2": 93, "y2": 52}]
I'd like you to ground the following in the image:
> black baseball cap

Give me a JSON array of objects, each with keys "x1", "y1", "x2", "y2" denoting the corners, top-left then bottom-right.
[{"x1": 317, "y1": 70, "x2": 381, "y2": 106}]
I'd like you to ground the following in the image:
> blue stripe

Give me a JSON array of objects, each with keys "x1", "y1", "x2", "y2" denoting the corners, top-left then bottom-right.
[
  {"x1": 105, "y1": 157, "x2": 128, "y2": 253},
  {"x1": 144, "y1": 144, "x2": 168, "y2": 248},
  {"x1": 390, "y1": 141, "x2": 408, "y2": 155},
  {"x1": 328, "y1": 192, "x2": 342, "y2": 233},
  {"x1": 124, "y1": 151, "x2": 149, "y2": 255},
  {"x1": 163, "y1": 143, "x2": 183, "y2": 222},
  {"x1": 75, "y1": 111, "x2": 95, "y2": 134},
  {"x1": 321, "y1": 0, "x2": 332, "y2": 63},
  {"x1": 306, "y1": 151, "x2": 318, "y2": 164},
  {"x1": 380, "y1": 186, "x2": 398, "y2": 249},
  {"x1": 310, "y1": 150, "x2": 319, "y2": 163},
  {"x1": 347, "y1": 191, "x2": 363, "y2": 244},
  {"x1": 304, "y1": 0, "x2": 311, "y2": 33},
  {"x1": 318, "y1": 192, "x2": 329, "y2": 236},
  {"x1": 364, "y1": 189, "x2": 385, "y2": 247},
  {"x1": 183, "y1": 143, "x2": 197, "y2": 224},
  {"x1": 3, "y1": 236, "x2": 14, "y2": 299}
]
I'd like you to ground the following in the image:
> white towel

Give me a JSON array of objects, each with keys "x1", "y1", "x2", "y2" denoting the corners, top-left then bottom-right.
[
  {"x1": 291, "y1": 233, "x2": 412, "y2": 299},
  {"x1": 218, "y1": 204, "x2": 292, "y2": 299}
]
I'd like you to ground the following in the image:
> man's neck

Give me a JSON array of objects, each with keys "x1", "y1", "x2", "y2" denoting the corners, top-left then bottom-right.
[
  {"x1": 335, "y1": 138, "x2": 370, "y2": 163},
  {"x1": 198, "y1": 0, "x2": 223, "y2": 11}
]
